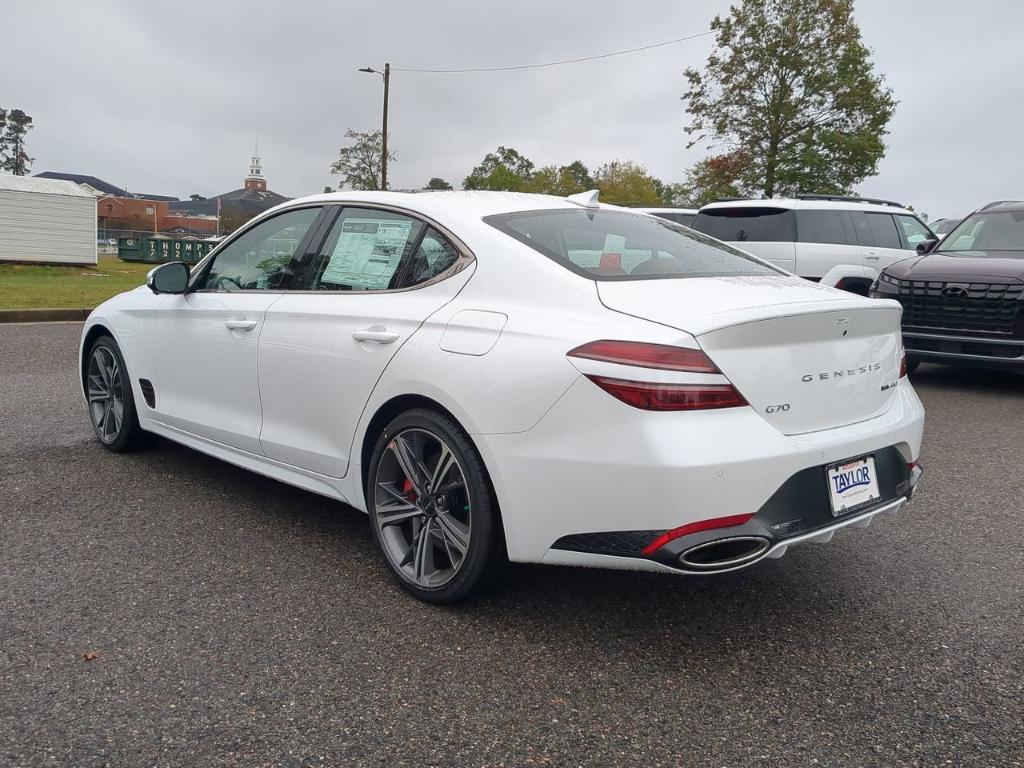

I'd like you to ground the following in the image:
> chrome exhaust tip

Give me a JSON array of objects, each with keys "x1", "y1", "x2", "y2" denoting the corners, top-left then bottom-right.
[{"x1": 679, "y1": 536, "x2": 770, "y2": 571}]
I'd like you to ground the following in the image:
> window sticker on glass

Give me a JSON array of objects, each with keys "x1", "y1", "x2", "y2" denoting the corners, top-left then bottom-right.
[{"x1": 320, "y1": 218, "x2": 413, "y2": 290}]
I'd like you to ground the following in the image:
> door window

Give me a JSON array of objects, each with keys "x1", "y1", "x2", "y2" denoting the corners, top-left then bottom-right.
[
  {"x1": 306, "y1": 209, "x2": 424, "y2": 291},
  {"x1": 852, "y1": 212, "x2": 901, "y2": 249},
  {"x1": 400, "y1": 228, "x2": 461, "y2": 287},
  {"x1": 796, "y1": 210, "x2": 855, "y2": 245},
  {"x1": 199, "y1": 207, "x2": 320, "y2": 290},
  {"x1": 895, "y1": 214, "x2": 934, "y2": 246}
]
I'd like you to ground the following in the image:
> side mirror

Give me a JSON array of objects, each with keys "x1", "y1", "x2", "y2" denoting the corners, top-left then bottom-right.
[
  {"x1": 147, "y1": 261, "x2": 189, "y2": 294},
  {"x1": 916, "y1": 238, "x2": 939, "y2": 254}
]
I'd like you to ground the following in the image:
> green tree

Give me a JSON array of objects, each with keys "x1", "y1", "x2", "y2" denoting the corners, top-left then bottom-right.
[
  {"x1": 423, "y1": 177, "x2": 453, "y2": 190},
  {"x1": 323, "y1": 186, "x2": 334, "y2": 193},
  {"x1": 463, "y1": 146, "x2": 534, "y2": 191},
  {"x1": 524, "y1": 160, "x2": 594, "y2": 196},
  {"x1": 593, "y1": 160, "x2": 663, "y2": 205},
  {"x1": 189, "y1": 193, "x2": 205, "y2": 201},
  {"x1": 330, "y1": 129, "x2": 394, "y2": 190},
  {"x1": 0, "y1": 108, "x2": 34, "y2": 176},
  {"x1": 683, "y1": 0, "x2": 895, "y2": 198},
  {"x1": 677, "y1": 151, "x2": 749, "y2": 206}
]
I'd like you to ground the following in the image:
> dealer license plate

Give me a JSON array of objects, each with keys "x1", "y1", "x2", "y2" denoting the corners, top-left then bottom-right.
[{"x1": 826, "y1": 455, "x2": 881, "y2": 516}]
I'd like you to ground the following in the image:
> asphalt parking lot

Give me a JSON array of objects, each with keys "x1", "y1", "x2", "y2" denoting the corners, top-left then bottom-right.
[{"x1": 1, "y1": 322, "x2": 1021, "y2": 767}]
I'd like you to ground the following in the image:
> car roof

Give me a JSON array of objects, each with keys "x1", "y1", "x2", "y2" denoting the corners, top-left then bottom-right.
[
  {"x1": 275, "y1": 190, "x2": 594, "y2": 221},
  {"x1": 977, "y1": 200, "x2": 1024, "y2": 213},
  {"x1": 698, "y1": 197, "x2": 914, "y2": 215}
]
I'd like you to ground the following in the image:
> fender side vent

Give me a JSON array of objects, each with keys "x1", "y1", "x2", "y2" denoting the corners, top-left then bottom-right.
[{"x1": 139, "y1": 379, "x2": 155, "y2": 408}]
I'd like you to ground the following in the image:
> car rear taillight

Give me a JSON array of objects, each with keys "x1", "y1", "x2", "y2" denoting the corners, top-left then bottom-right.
[
  {"x1": 568, "y1": 341, "x2": 747, "y2": 411},
  {"x1": 568, "y1": 340, "x2": 720, "y2": 373},
  {"x1": 585, "y1": 376, "x2": 747, "y2": 411},
  {"x1": 641, "y1": 513, "x2": 755, "y2": 555},
  {"x1": 899, "y1": 350, "x2": 908, "y2": 378}
]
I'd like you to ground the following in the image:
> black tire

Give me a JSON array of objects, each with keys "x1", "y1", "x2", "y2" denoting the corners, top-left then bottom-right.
[
  {"x1": 85, "y1": 335, "x2": 147, "y2": 452},
  {"x1": 365, "y1": 408, "x2": 505, "y2": 604}
]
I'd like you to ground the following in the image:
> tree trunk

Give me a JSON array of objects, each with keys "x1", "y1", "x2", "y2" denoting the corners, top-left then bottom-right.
[{"x1": 764, "y1": 135, "x2": 779, "y2": 198}]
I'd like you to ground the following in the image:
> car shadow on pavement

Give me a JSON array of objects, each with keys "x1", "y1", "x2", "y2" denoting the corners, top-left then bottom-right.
[{"x1": 909, "y1": 362, "x2": 1023, "y2": 395}]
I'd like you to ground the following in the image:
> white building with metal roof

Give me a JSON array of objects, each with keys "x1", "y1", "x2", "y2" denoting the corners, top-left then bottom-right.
[{"x1": 0, "y1": 174, "x2": 97, "y2": 264}]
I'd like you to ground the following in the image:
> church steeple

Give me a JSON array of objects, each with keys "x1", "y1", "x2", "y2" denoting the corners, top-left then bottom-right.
[{"x1": 245, "y1": 137, "x2": 267, "y2": 192}]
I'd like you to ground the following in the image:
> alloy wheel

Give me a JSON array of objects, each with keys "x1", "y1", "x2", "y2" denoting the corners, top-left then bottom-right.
[
  {"x1": 87, "y1": 346, "x2": 124, "y2": 443},
  {"x1": 373, "y1": 428, "x2": 472, "y2": 588}
]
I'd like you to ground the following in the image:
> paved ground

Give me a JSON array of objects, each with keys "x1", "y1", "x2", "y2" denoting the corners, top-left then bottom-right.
[{"x1": 1, "y1": 322, "x2": 1021, "y2": 767}]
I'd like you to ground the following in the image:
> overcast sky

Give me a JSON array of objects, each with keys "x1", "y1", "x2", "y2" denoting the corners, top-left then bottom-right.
[{"x1": 5, "y1": 0, "x2": 1022, "y2": 219}]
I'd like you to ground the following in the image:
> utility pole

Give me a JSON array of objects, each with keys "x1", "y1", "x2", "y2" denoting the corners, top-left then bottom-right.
[
  {"x1": 359, "y1": 63, "x2": 391, "y2": 190},
  {"x1": 381, "y1": 62, "x2": 390, "y2": 190}
]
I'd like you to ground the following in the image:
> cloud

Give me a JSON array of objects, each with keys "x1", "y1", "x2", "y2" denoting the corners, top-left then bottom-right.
[{"x1": 6, "y1": 0, "x2": 1021, "y2": 218}]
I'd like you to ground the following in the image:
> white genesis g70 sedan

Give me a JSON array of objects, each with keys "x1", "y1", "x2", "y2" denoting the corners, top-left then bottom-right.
[{"x1": 80, "y1": 190, "x2": 925, "y2": 603}]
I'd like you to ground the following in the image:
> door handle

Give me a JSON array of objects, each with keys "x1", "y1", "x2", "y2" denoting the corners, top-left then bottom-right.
[
  {"x1": 864, "y1": 251, "x2": 880, "y2": 260},
  {"x1": 225, "y1": 319, "x2": 258, "y2": 331},
  {"x1": 353, "y1": 328, "x2": 400, "y2": 344}
]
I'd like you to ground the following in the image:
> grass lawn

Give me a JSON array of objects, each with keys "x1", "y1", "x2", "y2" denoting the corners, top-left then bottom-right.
[{"x1": 0, "y1": 255, "x2": 152, "y2": 310}]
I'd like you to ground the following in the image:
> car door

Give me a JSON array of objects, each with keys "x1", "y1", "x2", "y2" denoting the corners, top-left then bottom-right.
[
  {"x1": 793, "y1": 208, "x2": 859, "y2": 279},
  {"x1": 850, "y1": 211, "x2": 909, "y2": 273},
  {"x1": 257, "y1": 206, "x2": 473, "y2": 478},
  {"x1": 151, "y1": 206, "x2": 324, "y2": 453}
]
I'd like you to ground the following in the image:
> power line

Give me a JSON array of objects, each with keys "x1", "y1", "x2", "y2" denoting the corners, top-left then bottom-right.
[{"x1": 392, "y1": 30, "x2": 714, "y2": 74}]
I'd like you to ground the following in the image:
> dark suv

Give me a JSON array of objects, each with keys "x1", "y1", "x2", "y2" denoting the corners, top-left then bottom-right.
[{"x1": 872, "y1": 201, "x2": 1024, "y2": 372}]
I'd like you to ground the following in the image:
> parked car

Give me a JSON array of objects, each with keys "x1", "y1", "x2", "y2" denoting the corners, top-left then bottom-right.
[
  {"x1": 872, "y1": 200, "x2": 1024, "y2": 373},
  {"x1": 690, "y1": 195, "x2": 936, "y2": 295},
  {"x1": 929, "y1": 217, "x2": 962, "y2": 239},
  {"x1": 80, "y1": 190, "x2": 924, "y2": 603},
  {"x1": 632, "y1": 206, "x2": 698, "y2": 227}
]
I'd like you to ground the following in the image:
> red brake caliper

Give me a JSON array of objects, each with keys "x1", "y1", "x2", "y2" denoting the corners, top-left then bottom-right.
[{"x1": 401, "y1": 477, "x2": 416, "y2": 501}]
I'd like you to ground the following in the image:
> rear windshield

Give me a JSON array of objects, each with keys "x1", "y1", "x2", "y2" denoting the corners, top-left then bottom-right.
[
  {"x1": 484, "y1": 209, "x2": 783, "y2": 281},
  {"x1": 690, "y1": 207, "x2": 796, "y2": 242}
]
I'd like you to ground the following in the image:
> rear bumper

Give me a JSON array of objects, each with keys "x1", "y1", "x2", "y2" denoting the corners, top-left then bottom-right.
[
  {"x1": 550, "y1": 450, "x2": 922, "y2": 573},
  {"x1": 903, "y1": 330, "x2": 1024, "y2": 370},
  {"x1": 476, "y1": 376, "x2": 925, "y2": 565}
]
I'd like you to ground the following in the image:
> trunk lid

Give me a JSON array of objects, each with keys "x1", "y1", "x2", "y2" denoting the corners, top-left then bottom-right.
[{"x1": 597, "y1": 276, "x2": 904, "y2": 434}]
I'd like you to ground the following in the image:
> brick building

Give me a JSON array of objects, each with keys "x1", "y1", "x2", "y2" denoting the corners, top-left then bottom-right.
[{"x1": 34, "y1": 148, "x2": 286, "y2": 238}]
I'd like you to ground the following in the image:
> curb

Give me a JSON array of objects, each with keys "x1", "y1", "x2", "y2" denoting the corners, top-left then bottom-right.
[{"x1": 0, "y1": 308, "x2": 92, "y2": 324}]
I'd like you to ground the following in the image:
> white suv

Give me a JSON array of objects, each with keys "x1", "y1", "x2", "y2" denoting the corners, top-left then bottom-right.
[{"x1": 690, "y1": 195, "x2": 936, "y2": 295}]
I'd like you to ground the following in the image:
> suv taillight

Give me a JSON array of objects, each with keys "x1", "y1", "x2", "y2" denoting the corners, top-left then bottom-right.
[{"x1": 568, "y1": 341, "x2": 747, "y2": 412}]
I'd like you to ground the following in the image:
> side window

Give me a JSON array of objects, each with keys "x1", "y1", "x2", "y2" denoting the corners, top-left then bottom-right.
[
  {"x1": 796, "y1": 210, "x2": 855, "y2": 245},
  {"x1": 852, "y1": 212, "x2": 901, "y2": 249},
  {"x1": 306, "y1": 208, "x2": 424, "y2": 291},
  {"x1": 401, "y1": 228, "x2": 460, "y2": 287},
  {"x1": 895, "y1": 215, "x2": 933, "y2": 246},
  {"x1": 200, "y1": 207, "x2": 320, "y2": 290}
]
